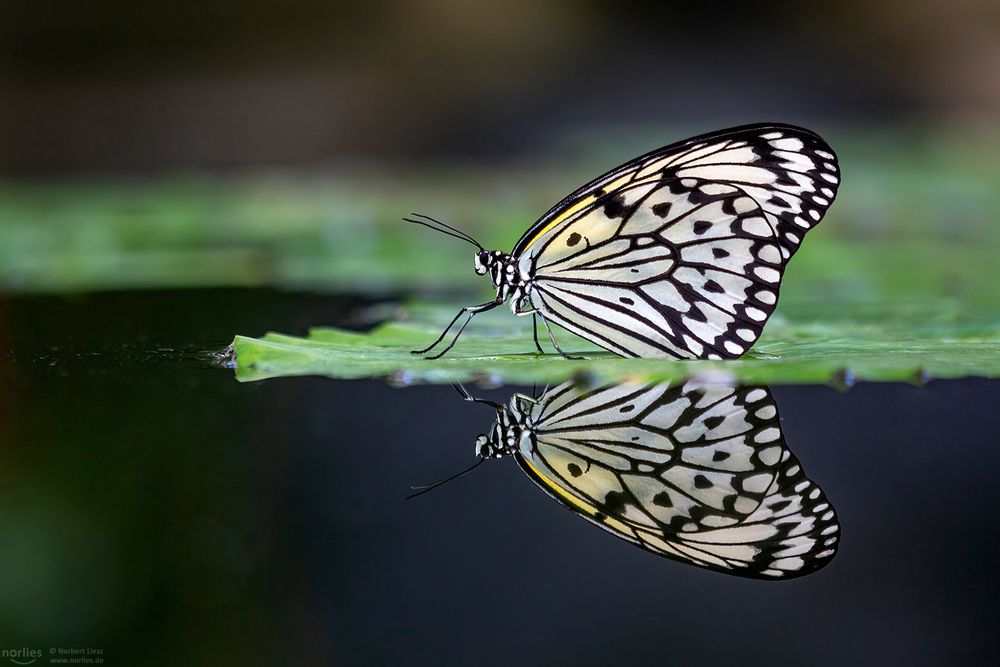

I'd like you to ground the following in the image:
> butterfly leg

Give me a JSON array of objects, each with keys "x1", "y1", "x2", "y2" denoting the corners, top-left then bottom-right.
[
  {"x1": 531, "y1": 314, "x2": 545, "y2": 355},
  {"x1": 412, "y1": 300, "x2": 500, "y2": 359},
  {"x1": 538, "y1": 314, "x2": 584, "y2": 360},
  {"x1": 452, "y1": 383, "x2": 503, "y2": 409},
  {"x1": 411, "y1": 299, "x2": 498, "y2": 356}
]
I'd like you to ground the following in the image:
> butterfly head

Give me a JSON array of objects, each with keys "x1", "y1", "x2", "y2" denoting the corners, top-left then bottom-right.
[
  {"x1": 474, "y1": 433, "x2": 500, "y2": 458},
  {"x1": 474, "y1": 249, "x2": 505, "y2": 277}
]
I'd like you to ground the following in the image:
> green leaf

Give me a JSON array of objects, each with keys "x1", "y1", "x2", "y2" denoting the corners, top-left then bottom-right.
[{"x1": 231, "y1": 301, "x2": 1000, "y2": 385}]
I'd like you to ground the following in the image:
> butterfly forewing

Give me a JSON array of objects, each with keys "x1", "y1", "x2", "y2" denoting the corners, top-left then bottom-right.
[
  {"x1": 515, "y1": 382, "x2": 839, "y2": 579},
  {"x1": 515, "y1": 123, "x2": 839, "y2": 260},
  {"x1": 515, "y1": 124, "x2": 838, "y2": 359}
]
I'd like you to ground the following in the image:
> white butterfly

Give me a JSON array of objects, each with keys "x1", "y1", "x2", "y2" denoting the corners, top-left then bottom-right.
[{"x1": 408, "y1": 123, "x2": 839, "y2": 358}]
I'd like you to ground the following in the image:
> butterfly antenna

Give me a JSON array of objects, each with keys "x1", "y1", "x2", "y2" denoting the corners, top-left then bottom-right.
[
  {"x1": 403, "y1": 212, "x2": 485, "y2": 250},
  {"x1": 409, "y1": 213, "x2": 483, "y2": 246},
  {"x1": 402, "y1": 216, "x2": 477, "y2": 248},
  {"x1": 405, "y1": 458, "x2": 486, "y2": 500}
]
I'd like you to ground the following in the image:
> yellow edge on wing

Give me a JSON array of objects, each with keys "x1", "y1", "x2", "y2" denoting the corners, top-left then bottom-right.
[
  {"x1": 519, "y1": 172, "x2": 663, "y2": 252},
  {"x1": 521, "y1": 457, "x2": 633, "y2": 535},
  {"x1": 520, "y1": 194, "x2": 598, "y2": 252}
]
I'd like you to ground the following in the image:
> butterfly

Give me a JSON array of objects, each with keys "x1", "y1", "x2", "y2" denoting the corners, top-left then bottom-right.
[
  {"x1": 457, "y1": 380, "x2": 839, "y2": 579},
  {"x1": 406, "y1": 123, "x2": 839, "y2": 359}
]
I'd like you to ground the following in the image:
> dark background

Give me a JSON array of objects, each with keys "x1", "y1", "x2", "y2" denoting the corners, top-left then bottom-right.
[{"x1": 1, "y1": 1, "x2": 998, "y2": 173}]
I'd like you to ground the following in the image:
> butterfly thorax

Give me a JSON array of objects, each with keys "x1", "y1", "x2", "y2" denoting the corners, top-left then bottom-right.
[
  {"x1": 474, "y1": 250, "x2": 531, "y2": 314},
  {"x1": 475, "y1": 402, "x2": 535, "y2": 459}
]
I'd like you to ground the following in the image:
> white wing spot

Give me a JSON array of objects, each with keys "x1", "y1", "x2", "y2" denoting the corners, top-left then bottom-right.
[
  {"x1": 756, "y1": 290, "x2": 776, "y2": 305},
  {"x1": 772, "y1": 556, "x2": 805, "y2": 571},
  {"x1": 755, "y1": 405, "x2": 776, "y2": 419},
  {"x1": 734, "y1": 496, "x2": 759, "y2": 514},
  {"x1": 771, "y1": 137, "x2": 804, "y2": 151},
  {"x1": 741, "y1": 216, "x2": 771, "y2": 237},
  {"x1": 754, "y1": 427, "x2": 781, "y2": 443},
  {"x1": 754, "y1": 267, "x2": 780, "y2": 283},
  {"x1": 758, "y1": 445, "x2": 781, "y2": 465},
  {"x1": 724, "y1": 341, "x2": 744, "y2": 355},
  {"x1": 745, "y1": 388, "x2": 767, "y2": 403},
  {"x1": 700, "y1": 515, "x2": 738, "y2": 528},
  {"x1": 736, "y1": 328, "x2": 756, "y2": 342},
  {"x1": 733, "y1": 197, "x2": 759, "y2": 214},
  {"x1": 757, "y1": 245, "x2": 781, "y2": 264},
  {"x1": 743, "y1": 473, "x2": 772, "y2": 493},
  {"x1": 745, "y1": 307, "x2": 767, "y2": 321},
  {"x1": 682, "y1": 335, "x2": 704, "y2": 357},
  {"x1": 699, "y1": 182, "x2": 736, "y2": 196}
]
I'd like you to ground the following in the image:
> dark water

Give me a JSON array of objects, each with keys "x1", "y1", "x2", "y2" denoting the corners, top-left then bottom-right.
[{"x1": 2, "y1": 290, "x2": 998, "y2": 666}]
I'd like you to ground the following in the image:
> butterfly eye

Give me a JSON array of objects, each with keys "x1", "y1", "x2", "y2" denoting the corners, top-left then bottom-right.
[
  {"x1": 475, "y1": 434, "x2": 490, "y2": 457},
  {"x1": 474, "y1": 251, "x2": 490, "y2": 275}
]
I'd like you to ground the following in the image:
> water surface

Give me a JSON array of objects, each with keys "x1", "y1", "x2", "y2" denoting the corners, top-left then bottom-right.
[{"x1": 2, "y1": 289, "x2": 997, "y2": 666}]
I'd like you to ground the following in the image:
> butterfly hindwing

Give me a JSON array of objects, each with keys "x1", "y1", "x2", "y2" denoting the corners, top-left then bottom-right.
[
  {"x1": 524, "y1": 179, "x2": 782, "y2": 358},
  {"x1": 515, "y1": 382, "x2": 839, "y2": 579}
]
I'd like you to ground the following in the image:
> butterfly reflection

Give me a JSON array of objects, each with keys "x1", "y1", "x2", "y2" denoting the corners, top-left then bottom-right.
[{"x1": 459, "y1": 381, "x2": 839, "y2": 579}]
